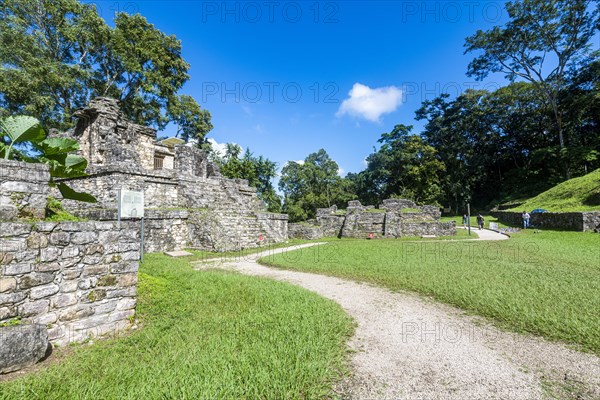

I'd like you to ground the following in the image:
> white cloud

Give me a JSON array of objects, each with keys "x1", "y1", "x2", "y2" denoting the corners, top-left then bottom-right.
[
  {"x1": 207, "y1": 138, "x2": 243, "y2": 158},
  {"x1": 294, "y1": 160, "x2": 305, "y2": 165},
  {"x1": 362, "y1": 157, "x2": 369, "y2": 167},
  {"x1": 338, "y1": 167, "x2": 346, "y2": 177},
  {"x1": 336, "y1": 83, "x2": 403, "y2": 122}
]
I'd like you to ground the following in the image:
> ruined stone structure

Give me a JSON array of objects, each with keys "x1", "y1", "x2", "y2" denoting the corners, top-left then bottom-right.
[
  {"x1": 0, "y1": 219, "x2": 140, "y2": 346},
  {"x1": 60, "y1": 97, "x2": 288, "y2": 252},
  {"x1": 289, "y1": 199, "x2": 455, "y2": 239},
  {"x1": 0, "y1": 160, "x2": 50, "y2": 221},
  {"x1": 0, "y1": 159, "x2": 141, "y2": 351},
  {"x1": 491, "y1": 210, "x2": 600, "y2": 232}
]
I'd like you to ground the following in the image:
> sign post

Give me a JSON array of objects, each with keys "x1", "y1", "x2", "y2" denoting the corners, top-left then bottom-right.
[
  {"x1": 467, "y1": 203, "x2": 471, "y2": 236},
  {"x1": 118, "y1": 189, "x2": 145, "y2": 262}
]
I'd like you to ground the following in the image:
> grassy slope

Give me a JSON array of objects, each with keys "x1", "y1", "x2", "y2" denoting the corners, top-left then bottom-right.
[
  {"x1": 508, "y1": 169, "x2": 600, "y2": 212},
  {"x1": 261, "y1": 231, "x2": 600, "y2": 355},
  {"x1": 1, "y1": 254, "x2": 353, "y2": 399}
]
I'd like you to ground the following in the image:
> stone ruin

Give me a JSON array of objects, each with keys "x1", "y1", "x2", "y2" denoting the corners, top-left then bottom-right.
[
  {"x1": 58, "y1": 97, "x2": 288, "y2": 252},
  {"x1": 288, "y1": 198, "x2": 456, "y2": 239}
]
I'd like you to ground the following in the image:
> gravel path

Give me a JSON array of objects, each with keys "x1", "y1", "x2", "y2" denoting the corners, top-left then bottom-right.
[{"x1": 193, "y1": 242, "x2": 600, "y2": 399}]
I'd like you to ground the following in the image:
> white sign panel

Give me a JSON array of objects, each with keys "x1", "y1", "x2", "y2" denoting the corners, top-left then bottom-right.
[
  {"x1": 489, "y1": 222, "x2": 499, "y2": 231},
  {"x1": 119, "y1": 190, "x2": 144, "y2": 218}
]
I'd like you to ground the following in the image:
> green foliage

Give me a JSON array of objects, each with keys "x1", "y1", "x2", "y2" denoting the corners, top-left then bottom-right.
[
  {"x1": 279, "y1": 149, "x2": 354, "y2": 222},
  {"x1": 464, "y1": 0, "x2": 600, "y2": 176},
  {"x1": 0, "y1": 115, "x2": 95, "y2": 202},
  {"x1": 509, "y1": 168, "x2": 600, "y2": 212},
  {"x1": 211, "y1": 144, "x2": 282, "y2": 212},
  {"x1": 0, "y1": 116, "x2": 45, "y2": 159},
  {"x1": 0, "y1": 254, "x2": 353, "y2": 399},
  {"x1": 263, "y1": 230, "x2": 600, "y2": 355},
  {"x1": 0, "y1": 317, "x2": 22, "y2": 328},
  {"x1": 349, "y1": 125, "x2": 445, "y2": 207},
  {"x1": 167, "y1": 95, "x2": 213, "y2": 144},
  {"x1": 0, "y1": 0, "x2": 205, "y2": 132},
  {"x1": 45, "y1": 196, "x2": 84, "y2": 221}
]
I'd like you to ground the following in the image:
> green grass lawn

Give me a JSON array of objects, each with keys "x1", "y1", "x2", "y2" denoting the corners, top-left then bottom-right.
[
  {"x1": 1, "y1": 254, "x2": 353, "y2": 399},
  {"x1": 508, "y1": 168, "x2": 600, "y2": 212},
  {"x1": 260, "y1": 230, "x2": 600, "y2": 355}
]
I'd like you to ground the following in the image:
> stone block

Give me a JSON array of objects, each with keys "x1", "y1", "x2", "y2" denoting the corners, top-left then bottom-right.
[
  {"x1": 30, "y1": 284, "x2": 60, "y2": 300},
  {"x1": 0, "y1": 306, "x2": 17, "y2": 320},
  {"x1": 0, "y1": 223, "x2": 32, "y2": 237},
  {"x1": 0, "y1": 205, "x2": 18, "y2": 221},
  {"x1": 117, "y1": 273, "x2": 137, "y2": 287},
  {"x1": 59, "y1": 306, "x2": 94, "y2": 322},
  {"x1": 18, "y1": 273, "x2": 55, "y2": 290},
  {"x1": 62, "y1": 267, "x2": 83, "y2": 280},
  {"x1": 51, "y1": 293, "x2": 78, "y2": 309},
  {"x1": 0, "y1": 278, "x2": 17, "y2": 293},
  {"x1": 18, "y1": 300, "x2": 50, "y2": 317},
  {"x1": 93, "y1": 300, "x2": 118, "y2": 314},
  {"x1": 0, "y1": 292, "x2": 27, "y2": 306},
  {"x1": 1, "y1": 239, "x2": 26, "y2": 252},
  {"x1": 0, "y1": 324, "x2": 49, "y2": 374},
  {"x1": 0, "y1": 252, "x2": 14, "y2": 265},
  {"x1": 39, "y1": 247, "x2": 60, "y2": 262},
  {"x1": 4, "y1": 263, "x2": 32, "y2": 276},
  {"x1": 59, "y1": 280, "x2": 78, "y2": 293},
  {"x1": 116, "y1": 298, "x2": 136, "y2": 311},
  {"x1": 82, "y1": 265, "x2": 108, "y2": 277},
  {"x1": 33, "y1": 312, "x2": 58, "y2": 326},
  {"x1": 49, "y1": 231, "x2": 70, "y2": 246},
  {"x1": 110, "y1": 262, "x2": 138, "y2": 274},
  {"x1": 71, "y1": 232, "x2": 98, "y2": 245},
  {"x1": 33, "y1": 222, "x2": 57, "y2": 232},
  {"x1": 35, "y1": 262, "x2": 61, "y2": 272},
  {"x1": 26, "y1": 233, "x2": 49, "y2": 249},
  {"x1": 78, "y1": 278, "x2": 97, "y2": 290}
]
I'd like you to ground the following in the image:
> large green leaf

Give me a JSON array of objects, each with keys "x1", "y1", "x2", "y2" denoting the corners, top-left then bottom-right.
[
  {"x1": 35, "y1": 137, "x2": 80, "y2": 156},
  {"x1": 0, "y1": 116, "x2": 46, "y2": 144},
  {"x1": 57, "y1": 182, "x2": 97, "y2": 203}
]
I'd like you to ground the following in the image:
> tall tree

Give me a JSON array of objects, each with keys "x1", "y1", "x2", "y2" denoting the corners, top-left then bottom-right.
[
  {"x1": 464, "y1": 0, "x2": 599, "y2": 176},
  {"x1": 279, "y1": 149, "x2": 352, "y2": 221},
  {"x1": 0, "y1": 0, "x2": 201, "y2": 131},
  {"x1": 167, "y1": 95, "x2": 213, "y2": 144},
  {"x1": 355, "y1": 124, "x2": 446, "y2": 206}
]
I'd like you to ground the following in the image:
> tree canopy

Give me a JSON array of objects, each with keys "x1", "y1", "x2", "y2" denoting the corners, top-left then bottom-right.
[
  {"x1": 0, "y1": 0, "x2": 211, "y2": 141},
  {"x1": 279, "y1": 149, "x2": 354, "y2": 222}
]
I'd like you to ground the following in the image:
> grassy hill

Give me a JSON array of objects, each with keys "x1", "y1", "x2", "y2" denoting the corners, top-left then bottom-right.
[{"x1": 509, "y1": 169, "x2": 600, "y2": 212}]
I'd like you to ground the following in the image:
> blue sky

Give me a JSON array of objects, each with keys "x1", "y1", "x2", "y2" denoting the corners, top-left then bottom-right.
[{"x1": 92, "y1": 1, "x2": 513, "y2": 175}]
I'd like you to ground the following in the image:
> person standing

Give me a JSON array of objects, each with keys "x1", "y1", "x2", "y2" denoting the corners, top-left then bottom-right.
[
  {"x1": 462, "y1": 214, "x2": 468, "y2": 228},
  {"x1": 522, "y1": 211, "x2": 531, "y2": 229},
  {"x1": 476, "y1": 214, "x2": 484, "y2": 230}
]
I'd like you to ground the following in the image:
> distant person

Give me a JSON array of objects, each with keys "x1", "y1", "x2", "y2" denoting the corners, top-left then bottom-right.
[
  {"x1": 476, "y1": 214, "x2": 484, "y2": 230},
  {"x1": 462, "y1": 214, "x2": 468, "y2": 227},
  {"x1": 522, "y1": 211, "x2": 530, "y2": 229}
]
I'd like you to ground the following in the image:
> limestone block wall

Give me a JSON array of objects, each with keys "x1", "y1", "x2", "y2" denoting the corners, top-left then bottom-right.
[
  {"x1": 0, "y1": 160, "x2": 50, "y2": 220},
  {"x1": 0, "y1": 221, "x2": 139, "y2": 346},
  {"x1": 341, "y1": 211, "x2": 386, "y2": 238},
  {"x1": 491, "y1": 211, "x2": 600, "y2": 232},
  {"x1": 288, "y1": 223, "x2": 324, "y2": 240},
  {"x1": 295, "y1": 199, "x2": 455, "y2": 240},
  {"x1": 61, "y1": 166, "x2": 179, "y2": 211}
]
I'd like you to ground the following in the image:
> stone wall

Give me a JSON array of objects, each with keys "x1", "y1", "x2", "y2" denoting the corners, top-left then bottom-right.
[
  {"x1": 288, "y1": 223, "x2": 324, "y2": 240},
  {"x1": 294, "y1": 199, "x2": 456, "y2": 240},
  {"x1": 491, "y1": 211, "x2": 600, "y2": 232},
  {"x1": 58, "y1": 97, "x2": 289, "y2": 252},
  {"x1": 0, "y1": 160, "x2": 50, "y2": 221},
  {"x1": 0, "y1": 221, "x2": 139, "y2": 346}
]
